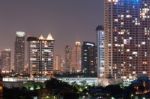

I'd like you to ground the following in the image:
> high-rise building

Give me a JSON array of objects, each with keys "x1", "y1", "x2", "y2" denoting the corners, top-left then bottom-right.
[
  {"x1": 71, "y1": 41, "x2": 81, "y2": 73},
  {"x1": 64, "y1": 45, "x2": 72, "y2": 73},
  {"x1": 1, "y1": 49, "x2": 11, "y2": 72},
  {"x1": 96, "y1": 25, "x2": 105, "y2": 78},
  {"x1": 27, "y1": 33, "x2": 54, "y2": 76},
  {"x1": 104, "y1": 0, "x2": 150, "y2": 79},
  {"x1": 81, "y1": 42, "x2": 96, "y2": 76},
  {"x1": 14, "y1": 31, "x2": 25, "y2": 74},
  {"x1": 54, "y1": 55, "x2": 62, "y2": 72},
  {"x1": 0, "y1": 54, "x2": 2, "y2": 69}
]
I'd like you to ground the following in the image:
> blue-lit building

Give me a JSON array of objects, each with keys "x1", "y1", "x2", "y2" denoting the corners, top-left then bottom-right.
[
  {"x1": 81, "y1": 42, "x2": 96, "y2": 76},
  {"x1": 105, "y1": 0, "x2": 150, "y2": 79},
  {"x1": 96, "y1": 25, "x2": 105, "y2": 78}
]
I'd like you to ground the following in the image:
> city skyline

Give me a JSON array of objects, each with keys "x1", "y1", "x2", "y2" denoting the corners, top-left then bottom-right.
[{"x1": 0, "y1": 0, "x2": 104, "y2": 55}]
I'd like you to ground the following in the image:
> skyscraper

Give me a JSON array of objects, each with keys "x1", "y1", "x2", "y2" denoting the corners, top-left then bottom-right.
[
  {"x1": 71, "y1": 41, "x2": 81, "y2": 73},
  {"x1": 96, "y1": 25, "x2": 105, "y2": 78},
  {"x1": 14, "y1": 31, "x2": 25, "y2": 74},
  {"x1": 104, "y1": 0, "x2": 150, "y2": 79},
  {"x1": 27, "y1": 33, "x2": 54, "y2": 77},
  {"x1": 54, "y1": 55, "x2": 62, "y2": 72},
  {"x1": 81, "y1": 41, "x2": 96, "y2": 76},
  {"x1": 1, "y1": 49, "x2": 11, "y2": 73},
  {"x1": 64, "y1": 45, "x2": 72, "y2": 73},
  {"x1": 0, "y1": 54, "x2": 2, "y2": 69}
]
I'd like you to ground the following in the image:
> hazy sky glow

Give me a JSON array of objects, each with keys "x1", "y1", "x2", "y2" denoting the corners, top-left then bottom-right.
[{"x1": 0, "y1": 0, "x2": 104, "y2": 55}]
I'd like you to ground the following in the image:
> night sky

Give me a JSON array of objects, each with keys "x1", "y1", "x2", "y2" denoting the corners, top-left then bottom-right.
[{"x1": 0, "y1": 0, "x2": 104, "y2": 55}]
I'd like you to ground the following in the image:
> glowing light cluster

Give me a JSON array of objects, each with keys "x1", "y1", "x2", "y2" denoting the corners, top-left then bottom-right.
[
  {"x1": 16, "y1": 31, "x2": 25, "y2": 37},
  {"x1": 39, "y1": 33, "x2": 54, "y2": 40},
  {"x1": 108, "y1": 0, "x2": 140, "y2": 4},
  {"x1": 108, "y1": 0, "x2": 118, "y2": 3},
  {"x1": 140, "y1": 7, "x2": 150, "y2": 20}
]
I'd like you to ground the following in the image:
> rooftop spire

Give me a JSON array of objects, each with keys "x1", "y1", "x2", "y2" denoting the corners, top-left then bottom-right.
[
  {"x1": 47, "y1": 33, "x2": 54, "y2": 40},
  {"x1": 39, "y1": 34, "x2": 45, "y2": 40}
]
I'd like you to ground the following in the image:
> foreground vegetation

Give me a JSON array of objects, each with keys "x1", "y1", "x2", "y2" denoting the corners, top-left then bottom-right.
[{"x1": 3, "y1": 76, "x2": 150, "y2": 99}]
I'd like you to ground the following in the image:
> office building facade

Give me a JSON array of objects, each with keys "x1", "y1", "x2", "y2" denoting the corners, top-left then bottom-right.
[
  {"x1": 14, "y1": 31, "x2": 25, "y2": 74},
  {"x1": 27, "y1": 33, "x2": 54, "y2": 76},
  {"x1": 105, "y1": 0, "x2": 150, "y2": 79},
  {"x1": 81, "y1": 42, "x2": 96, "y2": 76},
  {"x1": 96, "y1": 25, "x2": 105, "y2": 78},
  {"x1": 1, "y1": 49, "x2": 11, "y2": 72},
  {"x1": 54, "y1": 55, "x2": 62, "y2": 72},
  {"x1": 71, "y1": 41, "x2": 81, "y2": 73},
  {"x1": 64, "y1": 45, "x2": 72, "y2": 73}
]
